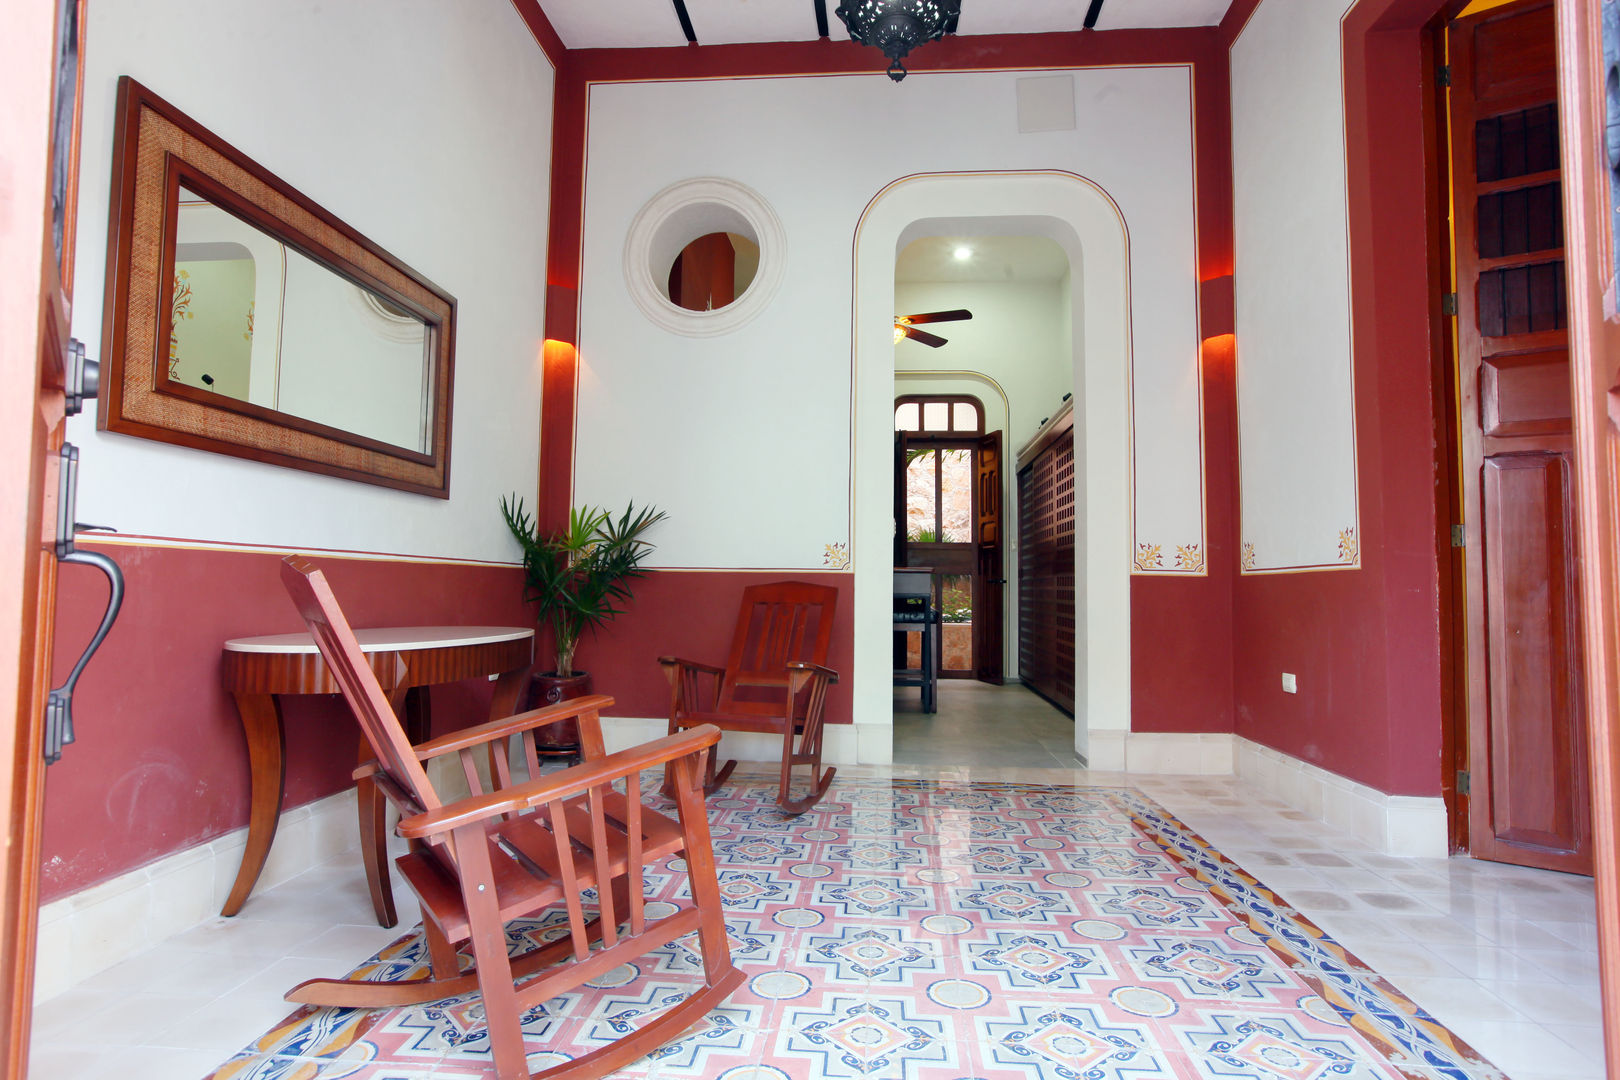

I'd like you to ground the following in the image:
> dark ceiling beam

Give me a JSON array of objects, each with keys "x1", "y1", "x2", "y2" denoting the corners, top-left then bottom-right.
[
  {"x1": 814, "y1": 0, "x2": 830, "y2": 39},
  {"x1": 1083, "y1": 0, "x2": 1106, "y2": 29},
  {"x1": 671, "y1": 0, "x2": 698, "y2": 42}
]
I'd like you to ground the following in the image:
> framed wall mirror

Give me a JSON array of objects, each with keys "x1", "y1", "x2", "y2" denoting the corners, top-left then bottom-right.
[{"x1": 99, "y1": 77, "x2": 456, "y2": 496}]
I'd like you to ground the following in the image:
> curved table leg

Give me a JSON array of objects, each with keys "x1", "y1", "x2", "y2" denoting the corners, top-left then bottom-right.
[
  {"x1": 356, "y1": 744, "x2": 395, "y2": 928},
  {"x1": 489, "y1": 667, "x2": 527, "y2": 720},
  {"x1": 221, "y1": 692, "x2": 286, "y2": 917},
  {"x1": 358, "y1": 686, "x2": 429, "y2": 928},
  {"x1": 484, "y1": 667, "x2": 531, "y2": 780}
]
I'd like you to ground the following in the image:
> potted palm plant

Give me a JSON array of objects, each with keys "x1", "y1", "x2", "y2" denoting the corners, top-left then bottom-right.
[{"x1": 501, "y1": 497, "x2": 667, "y2": 753}]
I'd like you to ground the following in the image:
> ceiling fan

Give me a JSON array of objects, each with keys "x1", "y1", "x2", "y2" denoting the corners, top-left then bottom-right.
[{"x1": 893, "y1": 308, "x2": 972, "y2": 348}]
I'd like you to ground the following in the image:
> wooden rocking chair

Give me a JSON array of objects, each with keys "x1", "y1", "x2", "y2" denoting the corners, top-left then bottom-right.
[
  {"x1": 278, "y1": 556, "x2": 743, "y2": 1080},
  {"x1": 660, "y1": 580, "x2": 838, "y2": 814}
]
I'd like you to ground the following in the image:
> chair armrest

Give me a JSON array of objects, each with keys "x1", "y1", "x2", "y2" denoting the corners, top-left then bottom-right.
[
  {"x1": 397, "y1": 724, "x2": 722, "y2": 839},
  {"x1": 410, "y1": 694, "x2": 615, "y2": 762},
  {"x1": 658, "y1": 656, "x2": 726, "y2": 676},
  {"x1": 787, "y1": 661, "x2": 839, "y2": 685}
]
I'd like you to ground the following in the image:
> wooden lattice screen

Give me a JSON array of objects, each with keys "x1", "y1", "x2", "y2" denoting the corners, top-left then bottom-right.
[{"x1": 1017, "y1": 428, "x2": 1075, "y2": 715}]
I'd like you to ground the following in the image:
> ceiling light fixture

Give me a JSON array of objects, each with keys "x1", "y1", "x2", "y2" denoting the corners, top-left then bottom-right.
[
  {"x1": 835, "y1": 0, "x2": 961, "y2": 82},
  {"x1": 953, "y1": 245, "x2": 972, "y2": 260}
]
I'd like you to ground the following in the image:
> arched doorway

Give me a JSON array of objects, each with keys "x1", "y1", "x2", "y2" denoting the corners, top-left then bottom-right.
[{"x1": 848, "y1": 172, "x2": 1134, "y2": 765}]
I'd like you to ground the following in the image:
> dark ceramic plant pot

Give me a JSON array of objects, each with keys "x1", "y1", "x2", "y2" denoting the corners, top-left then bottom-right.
[{"x1": 523, "y1": 671, "x2": 590, "y2": 756}]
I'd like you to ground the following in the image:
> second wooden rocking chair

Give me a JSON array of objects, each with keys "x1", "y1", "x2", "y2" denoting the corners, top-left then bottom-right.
[
  {"x1": 279, "y1": 556, "x2": 743, "y2": 1080},
  {"x1": 660, "y1": 580, "x2": 839, "y2": 814}
]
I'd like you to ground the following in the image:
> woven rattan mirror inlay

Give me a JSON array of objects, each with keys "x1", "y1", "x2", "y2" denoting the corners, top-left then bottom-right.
[{"x1": 99, "y1": 77, "x2": 456, "y2": 497}]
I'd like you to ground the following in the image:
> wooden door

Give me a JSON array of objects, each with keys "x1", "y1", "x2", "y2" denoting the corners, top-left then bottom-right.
[
  {"x1": 1, "y1": 0, "x2": 85, "y2": 1074},
  {"x1": 973, "y1": 430, "x2": 1004, "y2": 684},
  {"x1": 1453, "y1": 1, "x2": 1593, "y2": 874},
  {"x1": 1552, "y1": 0, "x2": 1620, "y2": 1066}
]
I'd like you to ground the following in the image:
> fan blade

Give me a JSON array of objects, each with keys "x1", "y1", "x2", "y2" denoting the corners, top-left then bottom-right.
[
  {"x1": 901, "y1": 325, "x2": 949, "y2": 348},
  {"x1": 902, "y1": 309, "x2": 973, "y2": 325}
]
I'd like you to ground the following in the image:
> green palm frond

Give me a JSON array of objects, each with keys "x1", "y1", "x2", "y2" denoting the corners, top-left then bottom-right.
[{"x1": 501, "y1": 495, "x2": 667, "y2": 677}]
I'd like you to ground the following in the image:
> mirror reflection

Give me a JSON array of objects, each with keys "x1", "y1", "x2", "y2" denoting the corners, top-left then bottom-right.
[{"x1": 169, "y1": 188, "x2": 433, "y2": 454}]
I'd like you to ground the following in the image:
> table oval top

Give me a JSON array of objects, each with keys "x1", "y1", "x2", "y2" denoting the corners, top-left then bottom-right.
[{"x1": 224, "y1": 626, "x2": 534, "y2": 654}]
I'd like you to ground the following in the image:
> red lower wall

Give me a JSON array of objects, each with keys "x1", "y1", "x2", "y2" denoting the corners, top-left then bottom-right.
[
  {"x1": 41, "y1": 552, "x2": 850, "y2": 903},
  {"x1": 41, "y1": 542, "x2": 530, "y2": 903},
  {"x1": 568, "y1": 570, "x2": 855, "y2": 726}
]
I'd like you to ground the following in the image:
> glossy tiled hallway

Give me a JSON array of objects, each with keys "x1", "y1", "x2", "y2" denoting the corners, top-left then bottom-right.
[
  {"x1": 894, "y1": 681, "x2": 1082, "y2": 769},
  {"x1": 27, "y1": 687, "x2": 1606, "y2": 1080}
]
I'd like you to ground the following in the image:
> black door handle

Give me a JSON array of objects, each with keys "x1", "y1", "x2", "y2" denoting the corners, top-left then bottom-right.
[
  {"x1": 45, "y1": 547, "x2": 124, "y2": 764},
  {"x1": 44, "y1": 355, "x2": 125, "y2": 764}
]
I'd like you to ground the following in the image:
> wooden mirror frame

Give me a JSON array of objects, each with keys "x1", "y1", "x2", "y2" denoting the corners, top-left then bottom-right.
[{"x1": 98, "y1": 77, "x2": 456, "y2": 497}]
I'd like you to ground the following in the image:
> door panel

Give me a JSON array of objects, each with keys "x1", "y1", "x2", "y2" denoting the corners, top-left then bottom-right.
[
  {"x1": 1482, "y1": 453, "x2": 1589, "y2": 856},
  {"x1": 1452, "y1": 0, "x2": 1593, "y2": 874},
  {"x1": 1, "y1": 0, "x2": 82, "y2": 1073},
  {"x1": 974, "y1": 431, "x2": 1003, "y2": 684},
  {"x1": 1482, "y1": 349, "x2": 1575, "y2": 433},
  {"x1": 1552, "y1": 0, "x2": 1620, "y2": 1066}
]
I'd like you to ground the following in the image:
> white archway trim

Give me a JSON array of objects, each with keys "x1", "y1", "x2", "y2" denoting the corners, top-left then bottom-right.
[
  {"x1": 894, "y1": 368, "x2": 1012, "y2": 427},
  {"x1": 852, "y1": 171, "x2": 1133, "y2": 767}
]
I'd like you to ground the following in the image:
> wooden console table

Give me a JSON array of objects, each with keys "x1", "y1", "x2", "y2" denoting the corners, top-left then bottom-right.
[{"x1": 221, "y1": 626, "x2": 534, "y2": 926}]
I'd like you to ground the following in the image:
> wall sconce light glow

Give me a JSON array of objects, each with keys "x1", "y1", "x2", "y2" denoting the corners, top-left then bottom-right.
[
  {"x1": 1200, "y1": 333, "x2": 1236, "y2": 369},
  {"x1": 542, "y1": 338, "x2": 578, "y2": 373},
  {"x1": 952, "y1": 246, "x2": 972, "y2": 261}
]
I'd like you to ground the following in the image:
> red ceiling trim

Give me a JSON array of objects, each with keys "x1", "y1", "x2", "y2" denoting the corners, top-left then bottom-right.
[
  {"x1": 567, "y1": 27, "x2": 1224, "y2": 82},
  {"x1": 508, "y1": 0, "x2": 567, "y2": 68},
  {"x1": 1219, "y1": 0, "x2": 1265, "y2": 47}
]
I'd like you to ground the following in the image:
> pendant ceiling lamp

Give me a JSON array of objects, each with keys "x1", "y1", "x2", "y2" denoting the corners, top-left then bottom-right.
[{"x1": 835, "y1": 0, "x2": 961, "y2": 82}]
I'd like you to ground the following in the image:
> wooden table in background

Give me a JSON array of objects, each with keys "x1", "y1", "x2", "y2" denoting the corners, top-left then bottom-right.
[{"x1": 221, "y1": 626, "x2": 534, "y2": 926}]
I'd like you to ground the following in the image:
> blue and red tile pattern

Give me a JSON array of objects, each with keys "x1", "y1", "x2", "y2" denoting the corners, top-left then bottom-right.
[{"x1": 205, "y1": 778, "x2": 1505, "y2": 1080}]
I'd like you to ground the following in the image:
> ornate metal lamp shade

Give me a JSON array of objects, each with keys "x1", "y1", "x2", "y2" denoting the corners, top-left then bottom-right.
[{"x1": 835, "y1": 0, "x2": 961, "y2": 82}]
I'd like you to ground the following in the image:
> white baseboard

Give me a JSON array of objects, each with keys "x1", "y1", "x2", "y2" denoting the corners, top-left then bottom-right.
[
  {"x1": 1088, "y1": 731, "x2": 1446, "y2": 858},
  {"x1": 1234, "y1": 737, "x2": 1449, "y2": 858},
  {"x1": 32, "y1": 789, "x2": 357, "y2": 1003},
  {"x1": 1087, "y1": 731, "x2": 1236, "y2": 775}
]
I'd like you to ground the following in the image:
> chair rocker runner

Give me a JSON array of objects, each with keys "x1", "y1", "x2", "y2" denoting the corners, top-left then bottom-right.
[
  {"x1": 278, "y1": 557, "x2": 743, "y2": 1080},
  {"x1": 660, "y1": 580, "x2": 839, "y2": 814}
]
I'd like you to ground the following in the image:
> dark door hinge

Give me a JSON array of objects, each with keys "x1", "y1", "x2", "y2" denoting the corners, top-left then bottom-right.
[
  {"x1": 1442, "y1": 292, "x2": 1459, "y2": 317},
  {"x1": 1438, "y1": 64, "x2": 1452, "y2": 88},
  {"x1": 1451, "y1": 523, "x2": 1465, "y2": 548},
  {"x1": 1456, "y1": 769, "x2": 1471, "y2": 795}
]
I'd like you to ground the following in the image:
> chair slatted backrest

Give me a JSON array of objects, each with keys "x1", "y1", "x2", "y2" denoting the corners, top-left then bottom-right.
[
  {"x1": 280, "y1": 557, "x2": 440, "y2": 813},
  {"x1": 717, "y1": 581, "x2": 837, "y2": 715}
]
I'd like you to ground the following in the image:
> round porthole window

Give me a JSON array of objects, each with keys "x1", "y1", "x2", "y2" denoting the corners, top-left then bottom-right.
[{"x1": 623, "y1": 177, "x2": 785, "y2": 337}]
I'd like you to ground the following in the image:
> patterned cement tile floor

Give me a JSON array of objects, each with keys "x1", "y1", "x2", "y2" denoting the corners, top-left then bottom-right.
[{"x1": 30, "y1": 766, "x2": 1606, "y2": 1079}]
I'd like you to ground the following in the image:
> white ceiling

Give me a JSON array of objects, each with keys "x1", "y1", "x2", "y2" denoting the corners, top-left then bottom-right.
[
  {"x1": 896, "y1": 235, "x2": 1070, "y2": 284},
  {"x1": 540, "y1": 0, "x2": 1234, "y2": 50}
]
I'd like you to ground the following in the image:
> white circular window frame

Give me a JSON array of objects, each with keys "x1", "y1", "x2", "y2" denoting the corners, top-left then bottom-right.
[{"x1": 622, "y1": 177, "x2": 786, "y2": 338}]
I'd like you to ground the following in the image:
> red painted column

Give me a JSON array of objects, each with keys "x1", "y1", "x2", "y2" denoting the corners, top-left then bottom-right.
[{"x1": 539, "y1": 58, "x2": 586, "y2": 535}]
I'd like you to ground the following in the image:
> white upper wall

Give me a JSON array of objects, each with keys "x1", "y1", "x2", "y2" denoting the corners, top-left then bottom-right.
[
  {"x1": 573, "y1": 67, "x2": 1204, "y2": 573},
  {"x1": 1231, "y1": 0, "x2": 1362, "y2": 572},
  {"x1": 66, "y1": 0, "x2": 555, "y2": 563}
]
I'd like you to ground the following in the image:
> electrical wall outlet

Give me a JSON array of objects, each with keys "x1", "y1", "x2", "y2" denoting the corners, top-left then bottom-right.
[{"x1": 1281, "y1": 672, "x2": 1297, "y2": 694}]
